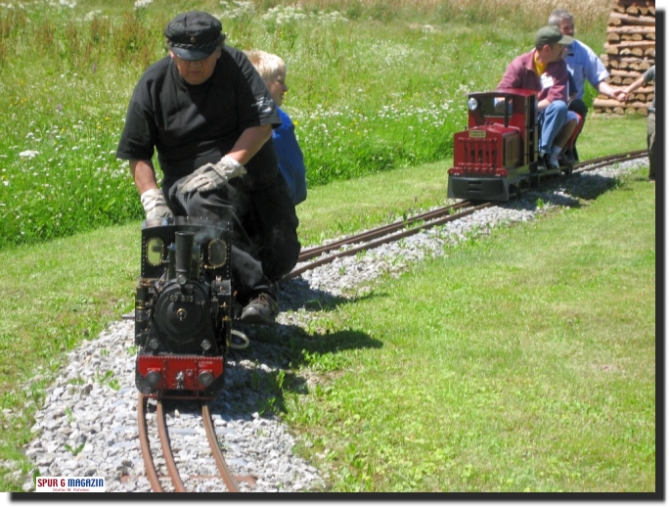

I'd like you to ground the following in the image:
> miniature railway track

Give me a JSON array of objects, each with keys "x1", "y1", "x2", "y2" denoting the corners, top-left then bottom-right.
[
  {"x1": 137, "y1": 394, "x2": 243, "y2": 493},
  {"x1": 285, "y1": 149, "x2": 647, "y2": 280}
]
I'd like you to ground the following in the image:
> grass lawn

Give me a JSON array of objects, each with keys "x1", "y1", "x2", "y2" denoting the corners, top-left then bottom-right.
[{"x1": 284, "y1": 166, "x2": 656, "y2": 492}]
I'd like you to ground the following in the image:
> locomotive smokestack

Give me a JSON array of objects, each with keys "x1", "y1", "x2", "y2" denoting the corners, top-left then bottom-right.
[{"x1": 175, "y1": 231, "x2": 195, "y2": 284}]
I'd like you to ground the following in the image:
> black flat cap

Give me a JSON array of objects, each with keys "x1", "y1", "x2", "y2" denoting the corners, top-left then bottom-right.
[{"x1": 165, "y1": 11, "x2": 224, "y2": 61}]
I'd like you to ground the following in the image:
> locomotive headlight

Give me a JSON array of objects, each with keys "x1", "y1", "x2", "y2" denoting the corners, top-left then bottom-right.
[
  {"x1": 467, "y1": 98, "x2": 479, "y2": 111},
  {"x1": 198, "y1": 371, "x2": 214, "y2": 387},
  {"x1": 146, "y1": 371, "x2": 162, "y2": 388}
]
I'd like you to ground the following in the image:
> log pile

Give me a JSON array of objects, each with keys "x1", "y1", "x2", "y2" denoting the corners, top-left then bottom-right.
[{"x1": 594, "y1": 0, "x2": 655, "y2": 115}]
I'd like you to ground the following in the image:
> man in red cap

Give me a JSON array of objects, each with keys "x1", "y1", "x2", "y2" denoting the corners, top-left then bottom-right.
[{"x1": 117, "y1": 11, "x2": 300, "y2": 324}]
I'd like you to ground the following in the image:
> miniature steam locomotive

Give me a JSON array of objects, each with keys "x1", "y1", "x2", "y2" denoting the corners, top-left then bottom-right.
[{"x1": 134, "y1": 216, "x2": 236, "y2": 399}]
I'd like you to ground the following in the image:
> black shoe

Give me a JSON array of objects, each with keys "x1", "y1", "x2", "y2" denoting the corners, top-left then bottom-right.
[
  {"x1": 240, "y1": 292, "x2": 278, "y2": 324},
  {"x1": 537, "y1": 153, "x2": 551, "y2": 172},
  {"x1": 558, "y1": 153, "x2": 574, "y2": 167}
]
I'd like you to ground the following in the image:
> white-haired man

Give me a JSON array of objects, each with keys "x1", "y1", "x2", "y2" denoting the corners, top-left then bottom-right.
[{"x1": 548, "y1": 9, "x2": 626, "y2": 161}]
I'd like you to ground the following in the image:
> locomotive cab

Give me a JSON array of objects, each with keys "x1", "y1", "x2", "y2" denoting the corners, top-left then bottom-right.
[{"x1": 448, "y1": 89, "x2": 539, "y2": 201}]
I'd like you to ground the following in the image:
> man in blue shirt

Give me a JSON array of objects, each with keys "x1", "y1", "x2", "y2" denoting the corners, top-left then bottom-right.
[{"x1": 548, "y1": 9, "x2": 626, "y2": 161}]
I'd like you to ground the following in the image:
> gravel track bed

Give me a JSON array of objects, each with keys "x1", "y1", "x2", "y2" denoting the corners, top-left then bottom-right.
[{"x1": 14, "y1": 161, "x2": 643, "y2": 492}]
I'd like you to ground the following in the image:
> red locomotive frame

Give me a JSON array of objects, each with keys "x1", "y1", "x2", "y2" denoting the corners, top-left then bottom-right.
[{"x1": 137, "y1": 355, "x2": 225, "y2": 399}]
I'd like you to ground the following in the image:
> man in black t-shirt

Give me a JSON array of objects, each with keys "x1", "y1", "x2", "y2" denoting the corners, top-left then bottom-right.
[{"x1": 116, "y1": 11, "x2": 300, "y2": 324}]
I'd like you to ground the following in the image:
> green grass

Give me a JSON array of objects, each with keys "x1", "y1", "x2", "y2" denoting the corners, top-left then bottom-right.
[
  {"x1": 284, "y1": 166, "x2": 655, "y2": 492},
  {"x1": 0, "y1": 0, "x2": 624, "y2": 249}
]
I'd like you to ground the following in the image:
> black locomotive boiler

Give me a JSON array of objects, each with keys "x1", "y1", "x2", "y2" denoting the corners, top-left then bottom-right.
[{"x1": 134, "y1": 216, "x2": 238, "y2": 399}]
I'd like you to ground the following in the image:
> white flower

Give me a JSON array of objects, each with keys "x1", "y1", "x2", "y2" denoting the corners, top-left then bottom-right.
[
  {"x1": 84, "y1": 10, "x2": 103, "y2": 21},
  {"x1": 19, "y1": 150, "x2": 39, "y2": 159}
]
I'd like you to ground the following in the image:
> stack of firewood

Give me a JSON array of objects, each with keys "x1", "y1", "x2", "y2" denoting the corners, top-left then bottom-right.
[{"x1": 594, "y1": 0, "x2": 655, "y2": 115}]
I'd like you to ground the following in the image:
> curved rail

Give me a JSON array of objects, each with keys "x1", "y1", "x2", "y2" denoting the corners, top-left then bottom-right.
[
  {"x1": 136, "y1": 150, "x2": 647, "y2": 492},
  {"x1": 137, "y1": 394, "x2": 163, "y2": 492},
  {"x1": 122, "y1": 151, "x2": 648, "y2": 319},
  {"x1": 156, "y1": 400, "x2": 186, "y2": 492},
  {"x1": 285, "y1": 201, "x2": 492, "y2": 280},
  {"x1": 138, "y1": 393, "x2": 242, "y2": 492},
  {"x1": 296, "y1": 200, "x2": 477, "y2": 263},
  {"x1": 201, "y1": 403, "x2": 240, "y2": 492}
]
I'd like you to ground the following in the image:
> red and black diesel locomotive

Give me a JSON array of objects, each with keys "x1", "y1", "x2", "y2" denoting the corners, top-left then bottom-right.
[
  {"x1": 447, "y1": 89, "x2": 576, "y2": 202},
  {"x1": 134, "y1": 216, "x2": 239, "y2": 399}
]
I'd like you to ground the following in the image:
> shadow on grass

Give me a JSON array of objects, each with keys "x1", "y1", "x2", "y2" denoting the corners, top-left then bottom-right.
[
  {"x1": 562, "y1": 172, "x2": 624, "y2": 201},
  {"x1": 277, "y1": 275, "x2": 383, "y2": 313},
  {"x1": 157, "y1": 326, "x2": 380, "y2": 420},
  {"x1": 220, "y1": 284, "x2": 385, "y2": 418},
  {"x1": 517, "y1": 171, "x2": 624, "y2": 210},
  {"x1": 205, "y1": 325, "x2": 382, "y2": 419}
]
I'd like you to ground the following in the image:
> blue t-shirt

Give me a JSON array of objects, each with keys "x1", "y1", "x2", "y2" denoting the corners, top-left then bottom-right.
[{"x1": 272, "y1": 107, "x2": 307, "y2": 205}]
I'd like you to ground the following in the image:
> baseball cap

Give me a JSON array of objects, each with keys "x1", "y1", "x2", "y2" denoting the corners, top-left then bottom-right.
[
  {"x1": 165, "y1": 11, "x2": 225, "y2": 61},
  {"x1": 535, "y1": 26, "x2": 574, "y2": 47}
]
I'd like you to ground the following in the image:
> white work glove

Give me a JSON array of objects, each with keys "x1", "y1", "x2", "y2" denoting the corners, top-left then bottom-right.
[
  {"x1": 140, "y1": 188, "x2": 173, "y2": 220},
  {"x1": 176, "y1": 155, "x2": 247, "y2": 194}
]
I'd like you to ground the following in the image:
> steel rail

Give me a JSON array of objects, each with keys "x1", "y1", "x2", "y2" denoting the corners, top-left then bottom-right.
[
  {"x1": 572, "y1": 149, "x2": 646, "y2": 174},
  {"x1": 296, "y1": 200, "x2": 476, "y2": 263},
  {"x1": 201, "y1": 403, "x2": 241, "y2": 492},
  {"x1": 156, "y1": 400, "x2": 186, "y2": 492},
  {"x1": 135, "y1": 151, "x2": 648, "y2": 493},
  {"x1": 285, "y1": 202, "x2": 492, "y2": 280},
  {"x1": 138, "y1": 394, "x2": 242, "y2": 492},
  {"x1": 137, "y1": 394, "x2": 164, "y2": 492}
]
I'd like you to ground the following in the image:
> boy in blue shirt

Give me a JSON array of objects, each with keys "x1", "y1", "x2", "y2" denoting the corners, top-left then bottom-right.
[{"x1": 246, "y1": 50, "x2": 307, "y2": 205}]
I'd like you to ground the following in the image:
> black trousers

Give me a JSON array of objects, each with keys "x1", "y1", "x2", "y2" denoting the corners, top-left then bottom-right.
[
  {"x1": 647, "y1": 112, "x2": 656, "y2": 179},
  {"x1": 164, "y1": 173, "x2": 300, "y2": 303},
  {"x1": 246, "y1": 174, "x2": 301, "y2": 282}
]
